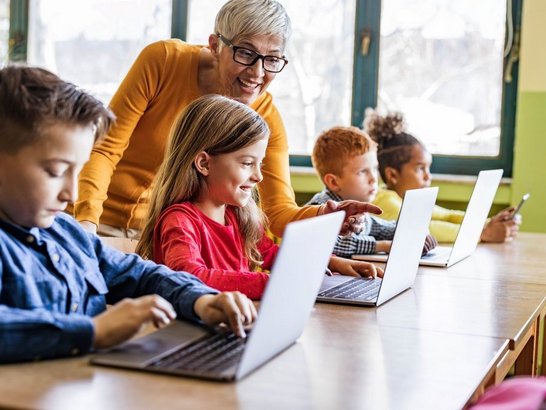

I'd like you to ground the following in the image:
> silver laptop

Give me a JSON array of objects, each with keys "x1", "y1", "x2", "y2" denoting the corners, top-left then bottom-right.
[
  {"x1": 91, "y1": 211, "x2": 344, "y2": 381},
  {"x1": 353, "y1": 169, "x2": 503, "y2": 268},
  {"x1": 317, "y1": 187, "x2": 438, "y2": 307}
]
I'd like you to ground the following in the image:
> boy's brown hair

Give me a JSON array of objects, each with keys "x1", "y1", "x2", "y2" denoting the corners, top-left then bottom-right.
[
  {"x1": 312, "y1": 126, "x2": 376, "y2": 180},
  {"x1": 0, "y1": 65, "x2": 115, "y2": 154}
]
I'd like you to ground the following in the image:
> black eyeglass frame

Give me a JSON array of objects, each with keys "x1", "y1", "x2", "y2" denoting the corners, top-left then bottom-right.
[{"x1": 217, "y1": 33, "x2": 288, "y2": 73}]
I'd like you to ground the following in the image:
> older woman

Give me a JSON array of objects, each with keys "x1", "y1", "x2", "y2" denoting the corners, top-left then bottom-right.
[{"x1": 74, "y1": 0, "x2": 380, "y2": 239}]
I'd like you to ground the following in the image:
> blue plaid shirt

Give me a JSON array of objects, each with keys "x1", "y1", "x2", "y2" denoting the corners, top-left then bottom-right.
[
  {"x1": 0, "y1": 213, "x2": 217, "y2": 364},
  {"x1": 307, "y1": 189, "x2": 396, "y2": 257}
]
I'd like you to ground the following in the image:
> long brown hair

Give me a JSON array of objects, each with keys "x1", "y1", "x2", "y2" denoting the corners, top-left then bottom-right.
[{"x1": 136, "y1": 95, "x2": 270, "y2": 269}]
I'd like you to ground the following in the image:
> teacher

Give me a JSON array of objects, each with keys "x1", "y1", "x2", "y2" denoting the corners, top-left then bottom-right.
[{"x1": 74, "y1": 0, "x2": 381, "y2": 238}]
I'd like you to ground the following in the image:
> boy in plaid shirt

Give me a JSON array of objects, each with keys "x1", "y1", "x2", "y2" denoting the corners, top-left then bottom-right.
[{"x1": 307, "y1": 126, "x2": 397, "y2": 258}]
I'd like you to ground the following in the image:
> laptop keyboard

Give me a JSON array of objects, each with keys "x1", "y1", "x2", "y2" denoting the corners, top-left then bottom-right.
[
  {"x1": 149, "y1": 332, "x2": 246, "y2": 373},
  {"x1": 318, "y1": 278, "x2": 382, "y2": 301}
]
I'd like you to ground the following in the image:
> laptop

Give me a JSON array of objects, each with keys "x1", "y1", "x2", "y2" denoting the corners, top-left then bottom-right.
[
  {"x1": 90, "y1": 211, "x2": 344, "y2": 381},
  {"x1": 317, "y1": 187, "x2": 438, "y2": 307},
  {"x1": 353, "y1": 169, "x2": 504, "y2": 268}
]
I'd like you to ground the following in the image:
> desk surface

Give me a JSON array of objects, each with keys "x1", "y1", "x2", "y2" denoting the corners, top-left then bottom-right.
[
  {"x1": 421, "y1": 232, "x2": 546, "y2": 285},
  {"x1": 1, "y1": 232, "x2": 545, "y2": 409},
  {"x1": 0, "y1": 305, "x2": 508, "y2": 410},
  {"x1": 371, "y1": 274, "x2": 546, "y2": 349}
]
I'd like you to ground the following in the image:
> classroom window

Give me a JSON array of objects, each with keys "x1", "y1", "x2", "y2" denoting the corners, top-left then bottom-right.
[
  {"x1": 26, "y1": 0, "x2": 172, "y2": 104},
  {"x1": 378, "y1": 0, "x2": 507, "y2": 157},
  {"x1": 7, "y1": 0, "x2": 520, "y2": 175},
  {"x1": 356, "y1": 0, "x2": 521, "y2": 175},
  {"x1": 0, "y1": 0, "x2": 8, "y2": 63},
  {"x1": 186, "y1": 0, "x2": 356, "y2": 155}
]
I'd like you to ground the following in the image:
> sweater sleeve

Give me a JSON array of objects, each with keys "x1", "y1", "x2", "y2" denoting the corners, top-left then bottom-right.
[
  {"x1": 432, "y1": 204, "x2": 465, "y2": 224},
  {"x1": 429, "y1": 204, "x2": 465, "y2": 243},
  {"x1": 372, "y1": 189, "x2": 403, "y2": 222},
  {"x1": 428, "y1": 220, "x2": 460, "y2": 243},
  {"x1": 0, "y1": 306, "x2": 94, "y2": 364},
  {"x1": 333, "y1": 234, "x2": 378, "y2": 257},
  {"x1": 157, "y1": 211, "x2": 269, "y2": 300},
  {"x1": 74, "y1": 42, "x2": 166, "y2": 225},
  {"x1": 255, "y1": 98, "x2": 321, "y2": 236}
]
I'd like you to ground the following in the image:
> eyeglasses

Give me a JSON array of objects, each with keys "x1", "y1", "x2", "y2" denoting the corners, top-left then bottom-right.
[{"x1": 217, "y1": 33, "x2": 288, "y2": 73}]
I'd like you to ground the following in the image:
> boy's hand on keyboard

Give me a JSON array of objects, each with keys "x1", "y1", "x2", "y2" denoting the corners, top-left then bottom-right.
[
  {"x1": 328, "y1": 256, "x2": 384, "y2": 278},
  {"x1": 92, "y1": 295, "x2": 177, "y2": 349},
  {"x1": 375, "y1": 240, "x2": 392, "y2": 254},
  {"x1": 422, "y1": 234, "x2": 438, "y2": 256},
  {"x1": 194, "y1": 292, "x2": 257, "y2": 338}
]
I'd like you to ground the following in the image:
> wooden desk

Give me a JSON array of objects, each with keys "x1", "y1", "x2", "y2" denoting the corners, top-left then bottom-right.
[
  {"x1": 371, "y1": 275, "x2": 546, "y2": 381},
  {"x1": 420, "y1": 233, "x2": 546, "y2": 285},
  {"x1": 1, "y1": 235, "x2": 542, "y2": 408},
  {"x1": 0, "y1": 305, "x2": 508, "y2": 410},
  {"x1": 417, "y1": 232, "x2": 546, "y2": 376}
]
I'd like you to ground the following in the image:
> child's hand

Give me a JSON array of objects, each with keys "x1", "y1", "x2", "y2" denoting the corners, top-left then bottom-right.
[
  {"x1": 480, "y1": 208, "x2": 520, "y2": 243},
  {"x1": 375, "y1": 240, "x2": 392, "y2": 254},
  {"x1": 328, "y1": 256, "x2": 384, "y2": 278},
  {"x1": 422, "y1": 234, "x2": 437, "y2": 256},
  {"x1": 194, "y1": 292, "x2": 257, "y2": 338},
  {"x1": 319, "y1": 200, "x2": 382, "y2": 236},
  {"x1": 92, "y1": 295, "x2": 177, "y2": 349}
]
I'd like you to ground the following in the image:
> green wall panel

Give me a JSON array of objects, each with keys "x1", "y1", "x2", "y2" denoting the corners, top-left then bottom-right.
[{"x1": 512, "y1": 92, "x2": 546, "y2": 233}]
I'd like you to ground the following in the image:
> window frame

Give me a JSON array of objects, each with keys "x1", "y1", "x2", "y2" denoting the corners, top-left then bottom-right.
[
  {"x1": 8, "y1": 0, "x2": 521, "y2": 176},
  {"x1": 297, "y1": 0, "x2": 523, "y2": 176}
]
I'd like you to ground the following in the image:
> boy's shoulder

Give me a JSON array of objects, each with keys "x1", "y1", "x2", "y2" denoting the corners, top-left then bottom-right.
[
  {"x1": 0, "y1": 213, "x2": 96, "y2": 259},
  {"x1": 0, "y1": 212, "x2": 81, "y2": 237},
  {"x1": 55, "y1": 211, "x2": 88, "y2": 231},
  {"x1": 374, "y1": 189, "x2": 399, "y2": 201},
  {"x1": 47, "y1": 213, "x2": 97, "y2": 248},
  {"x1": 306, "y1": 189, "x2": 341, "y2": 206}
]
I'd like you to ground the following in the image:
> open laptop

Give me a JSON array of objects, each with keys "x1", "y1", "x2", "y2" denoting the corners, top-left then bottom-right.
[
  {"x1": 353, "y1": 169, "x2": 504, "y2": 268},
  {"x1": 90, "y1": 212, "x2": 344, "y2": 381},
  {"x1": 317, "y1": 187, "x2": 438, "y2": 307}
]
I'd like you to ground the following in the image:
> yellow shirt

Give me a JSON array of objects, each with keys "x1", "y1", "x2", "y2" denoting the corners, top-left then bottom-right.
[
  {"x1": 74, "y1": 40, "x2": 319, "y2": 236},
  {"x1": 373, "y1": 189, "x2": 465, "y2": 243}
]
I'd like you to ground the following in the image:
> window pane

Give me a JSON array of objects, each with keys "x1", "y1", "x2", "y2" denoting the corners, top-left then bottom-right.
[
  {"x1": 187, "y1": 0, "x2": 356, "y2": 155},
  {"x1": 378, "y1": 0, "x2": 506, "y2": 157},
  {"x1": 0, "y1": 0, "x2": 8, "y2": 63},
  {"x1": 27, "y1": 0, "x2": 171, "y2": 104}
]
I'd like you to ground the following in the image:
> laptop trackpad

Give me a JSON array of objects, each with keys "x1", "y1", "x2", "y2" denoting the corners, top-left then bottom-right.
[
  {"x1": 422, "y1": 245, "x2": 451, "y2": 260},
  {"x1": 91, "y1": 321, "x2": 209, "y2": 367},
  {"x1": 319, "y1": 275, "x2": 353, "y2": 293}
]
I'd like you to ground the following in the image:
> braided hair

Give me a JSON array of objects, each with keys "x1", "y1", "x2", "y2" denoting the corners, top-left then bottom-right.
[{"x1": 363, "y1": 109, "x2": 425, "y2": 184}]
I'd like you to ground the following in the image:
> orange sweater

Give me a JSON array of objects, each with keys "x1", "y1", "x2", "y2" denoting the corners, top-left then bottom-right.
[{"x1": 74, "y1": 40, "x2": 319, "y2": 236}]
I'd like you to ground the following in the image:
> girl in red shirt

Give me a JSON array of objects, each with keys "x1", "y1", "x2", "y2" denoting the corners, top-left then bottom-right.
[{"x1": 137, "y1": 95, "x2": 381, "y2": 299}]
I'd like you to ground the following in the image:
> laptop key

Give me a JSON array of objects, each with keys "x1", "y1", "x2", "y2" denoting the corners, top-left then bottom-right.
[
  {"x1": 149, "y1": 332, "x2": 247, "y2": 372},
  {"x1": 319, "y1": 278, "x2": 381, "y2": 300}
]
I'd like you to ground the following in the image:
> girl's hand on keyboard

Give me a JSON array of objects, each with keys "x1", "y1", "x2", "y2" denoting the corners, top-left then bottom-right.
[
  {"x1": 328, "y1": 256, "x2": 384, "y2": 278},
  {"x1": 194, "y1": 292, "x2": 257, "y2": 338}
]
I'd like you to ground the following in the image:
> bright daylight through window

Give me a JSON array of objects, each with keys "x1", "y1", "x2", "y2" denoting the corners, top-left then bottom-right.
[
  {"x1": 26, "y1": 0, "x2": 171, "y2": 104},
  {"x1": 378, "y1": 0, "x2": 508, "y2": 157}
]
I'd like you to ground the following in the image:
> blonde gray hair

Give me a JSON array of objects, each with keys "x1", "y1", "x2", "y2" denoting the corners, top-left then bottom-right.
[
  {"x1": 137, "y1": 94, "x2": 270, "y2": 268},
  {"x1": 214, "y1": 0, "x2": 291, "y2": 47}
]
